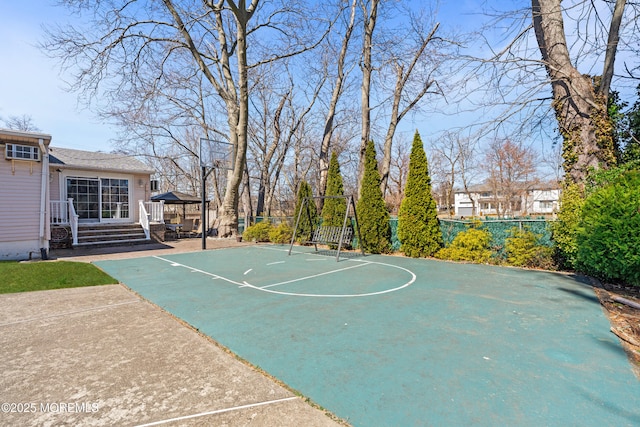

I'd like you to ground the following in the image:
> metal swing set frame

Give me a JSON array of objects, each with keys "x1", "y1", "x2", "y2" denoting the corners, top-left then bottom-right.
[{"x1": 288, "y1": 195, "x2": 365, "y2": 261}]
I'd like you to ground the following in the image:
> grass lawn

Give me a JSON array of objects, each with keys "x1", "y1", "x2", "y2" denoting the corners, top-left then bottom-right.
[{"x1": 0, "y1": 261, "x2": 118, "y2": 294}]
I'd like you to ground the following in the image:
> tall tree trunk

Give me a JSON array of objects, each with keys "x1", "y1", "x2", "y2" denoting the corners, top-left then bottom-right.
[
  {"x1": 217, "y1": 0, "x2": 256, "y2": 237},
  {"x1": 379, "y1": 66, "x2": 402, "y2": 197},
  {"x1": 357, "y1": 0, "x2": 379, "y2": 198},
  {"x1": 319, "y1": 0, "x2": 357, "y2": 203},
  {"x1": 531, "y1": 0, "x2": 617, "y2": 185},
  {"x1": 241, "y1": 158, "x2": 253, "y2": 224},
  {"x1": 599, "y1": 0, "x2": 627, "y2": 100}
]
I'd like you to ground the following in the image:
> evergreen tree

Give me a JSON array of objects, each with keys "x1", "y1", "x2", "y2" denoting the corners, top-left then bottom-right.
[
  {"x1": 397, "y1": 131, "x2": 442, "y2": 257},
  {"x1": 621, "y1": 84, "x2": 640, "y2": 165},
  {"x1": 356, "y1": 141, "x2": 391, "y2": 254},
  {"x1": 322, "y1": 152, "x2": 346, "y2": 227},
  {"x1": 292, "y1": 180, "x2": 318, "y2": 244}
]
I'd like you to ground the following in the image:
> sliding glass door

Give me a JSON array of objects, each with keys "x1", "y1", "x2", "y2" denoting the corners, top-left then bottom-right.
[
  {"x1": 66, "y1": 177, "x2": 130, "y2": 222},
  {"x1": 66, "y1": 178, "x2": 100, "y2": 222}
]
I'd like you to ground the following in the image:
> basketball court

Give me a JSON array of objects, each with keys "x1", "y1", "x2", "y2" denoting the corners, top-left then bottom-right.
[{"x1": 94, "y1": 245, "x2": 640, "y2": 426}]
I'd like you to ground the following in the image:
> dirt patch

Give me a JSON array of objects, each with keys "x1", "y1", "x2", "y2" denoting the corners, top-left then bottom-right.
[{"x1": 594, "y1": 283, "x2": 640, "y2": 378}]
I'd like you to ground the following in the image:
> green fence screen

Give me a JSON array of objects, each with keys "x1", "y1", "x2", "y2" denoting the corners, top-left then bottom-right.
[{"x1": 243, "y1": 216, "x2": 554, "y2": 254}]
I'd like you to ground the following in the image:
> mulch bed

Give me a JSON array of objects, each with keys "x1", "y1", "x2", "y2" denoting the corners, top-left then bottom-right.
[{"x1": 594, "y1": 283, "x2": 640, "y2": 378}]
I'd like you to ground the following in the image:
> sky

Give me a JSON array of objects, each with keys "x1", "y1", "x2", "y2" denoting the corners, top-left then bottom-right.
[
  {"x1": 0, "y1": 1, "x2": 118, "y2": 151},
  {"x1": 0, "y1": 0, "x2": 488, "y2": 154}
]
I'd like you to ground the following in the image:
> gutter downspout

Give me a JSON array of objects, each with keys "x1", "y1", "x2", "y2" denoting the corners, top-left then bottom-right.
[{"x1": 38, "y1": 139, "x2": 49, "y2": 260}]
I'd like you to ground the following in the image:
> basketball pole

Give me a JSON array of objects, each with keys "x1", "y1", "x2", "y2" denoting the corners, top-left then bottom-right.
[{"x1": 201, "y1": 165, "x2": 214, "y2": 250}]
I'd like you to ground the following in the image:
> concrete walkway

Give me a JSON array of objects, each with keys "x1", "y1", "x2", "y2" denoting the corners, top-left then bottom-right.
[{"x1": 0, "y1": 239, "x2": 344, "y2": 426}]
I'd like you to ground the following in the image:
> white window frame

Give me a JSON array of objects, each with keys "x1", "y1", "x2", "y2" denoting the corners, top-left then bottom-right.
[{"x1": 5, "y1": 143, "x2": 40, "y2": 161}]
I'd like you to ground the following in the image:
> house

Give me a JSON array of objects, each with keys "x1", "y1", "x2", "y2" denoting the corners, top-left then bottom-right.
[
  {"x1": 1, "y1": 128, "x2": 164, "y2": 260},
  {"x1": 454, "y1": 181, "x2": 561, "y2": 218}
]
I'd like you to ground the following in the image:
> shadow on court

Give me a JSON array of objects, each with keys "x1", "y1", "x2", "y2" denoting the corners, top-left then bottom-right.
[{"x1": 95, "y1": 245, "x2": 640, "y2": 427}]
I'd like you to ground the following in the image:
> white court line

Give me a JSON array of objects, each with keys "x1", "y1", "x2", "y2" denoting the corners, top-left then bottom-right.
[
  {"x1": 152, "y1": 256, "x2": 244, "y2": 286},
  {"x1": 0, "y1": 300, "x2": 140, "y2": 327},
  {"x1": 260, "y1": 262, "x2": 370, "y2": 289},
  {"x1": 134, "y1": 396, "x2": 298, "y2": 427},
  {"x1": 244, "y1": 269, "x2": 253, "y2": 275},
  {"x1": 266, "y1": 261, "x2": 285, "y2": 265},
  {"x1": 259, "y1": 245, "x2": 322, "y2": 257},
  {"x1": 241, "y1": 249, "x2": 417, "y2": 297},
  {"x1": 152, "y1": 250, "x2": 416, "y2": 298}
]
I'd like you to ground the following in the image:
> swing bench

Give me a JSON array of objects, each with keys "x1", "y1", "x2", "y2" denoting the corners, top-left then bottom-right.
[
  {"x1": 311, "y1": 225, "x2": 353, "y2": 246},
  {"x1": 288, "y1": 195, "x2": 364, "y2": 261}
]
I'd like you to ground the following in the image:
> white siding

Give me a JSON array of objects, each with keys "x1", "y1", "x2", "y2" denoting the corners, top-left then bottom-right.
[{"x1": 0, "y1": 155, "x2": 45, "y2": 259}]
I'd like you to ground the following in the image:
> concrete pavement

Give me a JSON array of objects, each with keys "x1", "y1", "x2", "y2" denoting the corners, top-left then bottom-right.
[{"x1": 0, "y1": 239, "x2": 346, "y2": 426}]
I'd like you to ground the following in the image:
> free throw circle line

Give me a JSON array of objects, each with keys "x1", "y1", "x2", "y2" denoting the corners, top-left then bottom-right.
[{"x1": 242, "y1": 259, "x2": 416, "y2": 298}]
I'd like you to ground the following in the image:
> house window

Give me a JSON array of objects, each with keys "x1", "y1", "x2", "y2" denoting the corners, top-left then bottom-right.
[
  {"x1": 539, "y1": 201, "x2": 553, "y2": 210},
  {"x1": 5, "y1": 143, "x2": 40, "y2": 161},
  {"x1": 481, "y1": 192, "x2": 491, "y2": 198},
  {"x1": 481, "y1": 202, "x2": 491, "y2": 210}
]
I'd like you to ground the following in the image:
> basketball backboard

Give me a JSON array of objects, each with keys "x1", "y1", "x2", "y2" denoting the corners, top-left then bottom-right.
[{"x1": 199, "y1": 138, "x2": 234, "y2": 170}]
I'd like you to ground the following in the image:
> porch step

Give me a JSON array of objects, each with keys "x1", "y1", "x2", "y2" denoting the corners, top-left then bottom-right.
[{"x1": 75, "y1": 223, "x2": 149, "y2": 247}]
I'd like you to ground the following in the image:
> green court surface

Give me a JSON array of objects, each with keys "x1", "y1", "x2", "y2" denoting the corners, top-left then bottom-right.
[{"x1": 95, "y1": 245, "x2": 640, "y2": 426}]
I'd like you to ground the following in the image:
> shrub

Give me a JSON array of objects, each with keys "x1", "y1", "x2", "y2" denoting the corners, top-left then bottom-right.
[
  {"x1": 268, "y1": 222, "x2": 293, "y2": 244},
  {"x1": 356, "y1": 141, "x2": 391, "y2": 254},
  {"x1": 242, "y1": 221, "x2": 273, "y2": 242},
  {"x1": 397, "y1": 131, "x2": 442, "y2": 257},
  {"x1": 576, "y1": 170, "x2": 640, "y2": 287},
  {"x1": 551, "y1": 182, "x2": 584, "y2": 269},
  {"x1": 436, "y1": 227, "x2": 493, "y2": 263},
  {"x1": 505, "y1": 227, "x2": 555, "y2": 269}
]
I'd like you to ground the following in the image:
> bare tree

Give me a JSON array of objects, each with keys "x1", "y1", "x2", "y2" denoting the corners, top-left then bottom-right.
[
  {"x1": 248, "y1": 65, "x2": 321, "y2": 217},
  {"x1": 430, "y1": 132, "x2": 462, "y2": 216},
  {"x1": 356, "y1": 0, "x2": 380, "y2": 197},
  {"x1": 1, "y1": 114, "x2": 40, "y2": 132},
  {"x1": 483, "y1": 139, "x2": 538, "y2": 217},
  {"x1": 43, "y1": 0, "x2": 327, "y2": 236},
  {"x1": 317, "y1": 0, "x2": 358, "y2": 202},
  {"x1": 463, "y1": 1, "x2": 640, "y2": 187},
  {"x1": 378, "y1": 19, "x2": 444, "y2": 196},
  {"x1": 531, "y1": 0, "x2": 627, "y2": 184},
  {"x1": 456, "y1": 133, "x2": 481, "y2": 216}
]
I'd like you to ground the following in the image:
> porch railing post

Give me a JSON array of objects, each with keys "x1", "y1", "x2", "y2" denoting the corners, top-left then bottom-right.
[
  {"x1": 68, "y1": 198, "x2": 79, "y2": 245},
  {"x1": 139, "y1": 200, "x2": 151, "y2": 240}
]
